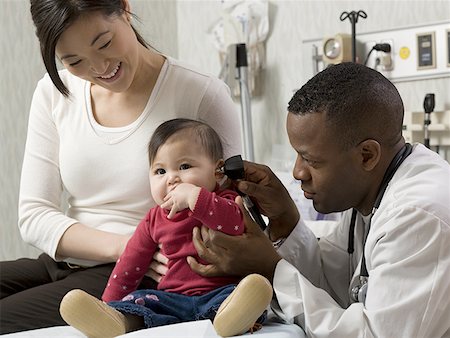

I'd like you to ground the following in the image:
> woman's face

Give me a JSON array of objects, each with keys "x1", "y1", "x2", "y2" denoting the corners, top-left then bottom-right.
[{"x1": 55, "y1": 10, "x2": 139, "y2": 93}]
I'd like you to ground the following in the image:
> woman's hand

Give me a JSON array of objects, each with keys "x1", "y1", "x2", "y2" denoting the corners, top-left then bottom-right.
[
  {"x1": 187, "y1": 196, "x2": 282, "y2": 282},
  {"x1": 236, "y1": 161, "x2": 300, "y2": 240},
  {"x1": 145, "y1": 244, "x2": 169, "y2": 283}
]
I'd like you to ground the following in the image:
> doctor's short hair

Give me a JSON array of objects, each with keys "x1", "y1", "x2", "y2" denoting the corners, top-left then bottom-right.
[
  {"x1": 30, "y1": 0, "x2": 149, "y2": 97},
  {"x1": 288, "y1": 62, "x2": 404, "y2": 150},
  {"x1": 148, "y1": 119, "x2": 224, "y2": 166}
]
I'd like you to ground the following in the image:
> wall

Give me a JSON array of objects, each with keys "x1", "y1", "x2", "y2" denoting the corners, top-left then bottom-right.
[
  {"x1": 176, "y1": 0, "x2": 450, "y2": 166},
  {"x1": 1, "y1": 0, "x2": 449, "y2": 260}
]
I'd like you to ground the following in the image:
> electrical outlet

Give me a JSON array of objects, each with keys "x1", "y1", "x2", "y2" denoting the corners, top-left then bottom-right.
[
  {"x1": 377, "y1": 39, "x2": 394, "y2": 71},
  {"x1": 364, "y1": 40, "x2": 394, "y2": 70}
]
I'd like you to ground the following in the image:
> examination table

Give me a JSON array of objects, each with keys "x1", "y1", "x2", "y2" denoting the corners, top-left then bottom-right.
[{"x1": 2, "y1": 314, "x2": 306, "y2": 338}]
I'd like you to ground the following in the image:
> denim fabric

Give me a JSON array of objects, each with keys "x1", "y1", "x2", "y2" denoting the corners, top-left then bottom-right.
[{"x1": 108, "y1": 284, "x2": 265, "y2": 329}]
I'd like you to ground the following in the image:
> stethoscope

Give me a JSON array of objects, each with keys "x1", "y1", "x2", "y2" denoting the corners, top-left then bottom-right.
[{"x1": 349, "y1": 143, "x2": 413, "y2": 304}]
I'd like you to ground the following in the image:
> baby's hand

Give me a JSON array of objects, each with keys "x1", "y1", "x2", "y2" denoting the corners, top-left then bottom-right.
[{"x1": 161, "y1": 183, "x2": 201, "y2": 219}]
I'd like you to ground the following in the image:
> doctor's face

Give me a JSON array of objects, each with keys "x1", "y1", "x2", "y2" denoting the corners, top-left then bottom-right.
[
  {"x1": 55, "y1": 10, "x2": 139, "y2": 93},
  {"x1": 287, "y1": 111, "x2": 364, "y2": 214}
]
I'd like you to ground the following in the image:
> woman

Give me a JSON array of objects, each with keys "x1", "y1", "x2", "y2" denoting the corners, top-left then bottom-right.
[{"x1": 0, "y1": 0, "x2": 241, "y2": 334}]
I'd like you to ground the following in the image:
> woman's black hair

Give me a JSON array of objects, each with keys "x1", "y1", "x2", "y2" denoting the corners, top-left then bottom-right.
[
  {"x1": 30, "y1": 0, "x2": 149, "y2": 97},
  {"x1": 148, "y1": 119, "x2": 224, "y2": 166}
]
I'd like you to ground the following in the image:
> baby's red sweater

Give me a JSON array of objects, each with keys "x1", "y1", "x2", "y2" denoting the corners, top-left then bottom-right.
[{"x1": 102, "y1": 187, "x2": 243, "y2": 302}]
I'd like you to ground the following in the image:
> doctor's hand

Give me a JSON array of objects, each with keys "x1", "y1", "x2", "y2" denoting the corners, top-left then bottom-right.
[
  {"x1": 187, "y1": 196, "x2": 282, "y2": 283},
  {"x1": 236, "y1": 161, "x2": 300, "y2": 240}
]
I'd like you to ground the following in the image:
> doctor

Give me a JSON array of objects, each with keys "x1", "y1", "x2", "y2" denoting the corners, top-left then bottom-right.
[{"x1": 188, "y1": 62, "x2": 450, "y2": 337}]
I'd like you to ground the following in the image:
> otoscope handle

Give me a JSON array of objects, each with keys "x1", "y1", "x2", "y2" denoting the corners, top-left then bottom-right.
[
  {"x1": 241, "y1": 195, "x2": 267, "y2": 231},
  {"x1": 223, "y1": 155, "x2": 267, "y2": 230}
]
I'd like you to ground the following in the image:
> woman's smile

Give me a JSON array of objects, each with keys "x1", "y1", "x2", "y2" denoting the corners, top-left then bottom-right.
[{"x1": 97, "y1": 62, "x2": 122, "y2": 82}]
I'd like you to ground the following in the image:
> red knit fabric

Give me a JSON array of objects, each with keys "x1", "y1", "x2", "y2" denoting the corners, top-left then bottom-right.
[{"x1": 102, "y1": 187, "x2": 243, "y2": 302}]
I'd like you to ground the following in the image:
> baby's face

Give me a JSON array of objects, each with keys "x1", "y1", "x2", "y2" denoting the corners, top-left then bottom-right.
[{"x1": 149, "y1": 135, "x2": 219, "y2": 205}]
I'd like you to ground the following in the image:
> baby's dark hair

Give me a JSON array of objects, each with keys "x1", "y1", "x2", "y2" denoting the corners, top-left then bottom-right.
[
  {"x1": 30, "y1": 0, "x2": 149, "y2": 97},
  {"x1": 148, "y1": 119, "x2": 224, "y2": 166},
  {"x1": 288, "y1": 62, "x2": 404, "y2": 149}
]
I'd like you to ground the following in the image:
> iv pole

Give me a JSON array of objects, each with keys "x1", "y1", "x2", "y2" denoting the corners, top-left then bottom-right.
[
  {"x1": 236, "y1": 43, "x2": 255, "y2": 161},
  {"x1": 340, "y1": 10, "x2": 367, "y2": 62}
]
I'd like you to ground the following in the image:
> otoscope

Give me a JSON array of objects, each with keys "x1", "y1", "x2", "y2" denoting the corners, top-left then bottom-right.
[
  {"x1": 222, "y1": 155, "x2": 267, "y2": 230},
  {"x1": 423, "y1": 93, "x2": 435, "y2": 149}
]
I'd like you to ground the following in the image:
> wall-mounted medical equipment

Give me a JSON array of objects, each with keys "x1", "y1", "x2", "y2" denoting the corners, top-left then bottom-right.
[
  {"x1": 322, "y1": 33, "x2": 352, "y2": 65},
  {"x1": 304, "y1": 21, "x2": 450, "y2": 83},
  {"x1": 417, "y1": 32, "x2": 436, "y2": 70},
  {"x1": 423, "y1": 93, "x2": 435, "y2": 149},
  {"x1": 210, "y1": 0, "x2": 269, "y2": 97},
  {"x1": 209, "y1": 0, "x2": 269, "y2": 161},
  {"x1": 236, "y1": 43, "x2": 255, "y2": 161},
  {"x1": 316, "y1": 10, "x2": 367, "y2": 69},
  {"x1": 403, "y1": 108, "x2": 450, "y2": 158},
  {"x1": 447, "y1": 29, "x2": 450, "y2": 67}
]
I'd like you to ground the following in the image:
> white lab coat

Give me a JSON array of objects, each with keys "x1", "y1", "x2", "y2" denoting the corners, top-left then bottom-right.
[{"x1": 272, "y1": 144, "x2": 450, "y2": 338}]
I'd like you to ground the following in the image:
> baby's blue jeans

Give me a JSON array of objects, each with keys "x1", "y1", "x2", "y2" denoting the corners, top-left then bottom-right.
[{"x1": 108, "y1": 284, "x2": 266, "y2": 328}]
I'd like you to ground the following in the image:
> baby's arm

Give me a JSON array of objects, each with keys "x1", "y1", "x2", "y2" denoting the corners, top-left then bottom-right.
[
  {"x1": 192, "y1": 188, "x2": 244, "y2": 236},
  {"x1": 102, "y1": 212, "x2": 158, "y2": 302},
  {"x1": 161, "y1": 184, "x2": 243, "y2": 235}
]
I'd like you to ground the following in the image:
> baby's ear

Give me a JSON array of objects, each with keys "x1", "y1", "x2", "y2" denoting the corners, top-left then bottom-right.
[
  {"x1": 216, "y1": 159, "x2": 231, "y2": 188},
  {"x1": 215, "y1": 159, "x2": 225, "y2": 181}
]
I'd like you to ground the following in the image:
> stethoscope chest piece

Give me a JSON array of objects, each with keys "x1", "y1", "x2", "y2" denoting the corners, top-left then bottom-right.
[{"x1": 351, "y1": 276, "x2": 368, "y2": 304}]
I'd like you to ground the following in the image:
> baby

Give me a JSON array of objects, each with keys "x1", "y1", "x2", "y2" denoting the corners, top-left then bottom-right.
[{"x1": 60, "y1": 118, "x2": 272, "y2": 337}]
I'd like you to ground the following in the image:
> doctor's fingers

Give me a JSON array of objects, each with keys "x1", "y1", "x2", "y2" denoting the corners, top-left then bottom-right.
[
  {"x1": 203, "y1": 229, "x2": 278, "y2": 278},
  {"x1": 242, "y1": 160, "x2": 272, "y2": 183},
  {"x1": 191, "y1": 227, "x2": 230, "y2": 276},
  {"x1": 237, "y1": 182, "x2": 293, "y2": 220},
  {"x1": 239, "y1": 163, "x2": 285, "y2": 195}
]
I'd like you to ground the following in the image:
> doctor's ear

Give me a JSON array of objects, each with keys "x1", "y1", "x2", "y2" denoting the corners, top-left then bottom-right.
[{"x1": 357, "y1": 139, "x2": 381, "y2": 171}]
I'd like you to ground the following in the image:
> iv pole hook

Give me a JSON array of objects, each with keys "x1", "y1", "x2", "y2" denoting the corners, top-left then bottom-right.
[{"x1": 340, "y1": 10, "x2": 367, "y2": 62}]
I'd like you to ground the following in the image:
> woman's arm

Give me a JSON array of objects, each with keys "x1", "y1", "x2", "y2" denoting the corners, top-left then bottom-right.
[
  {"x1": 19, "y1": 75, "x2": 132, "y2": 263},
  {"x1": 56, "y1": 223, "x2": 130, "y2": 262},
  {"x1": 19, "y1": 76, "x2": 77, "y2": 259}
]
